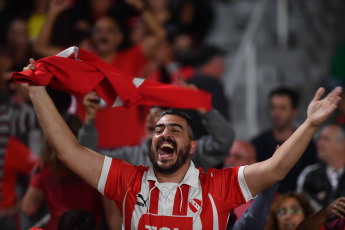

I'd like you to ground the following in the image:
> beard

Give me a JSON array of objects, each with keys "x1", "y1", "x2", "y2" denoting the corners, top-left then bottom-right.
[{"x1": 149, "y1": 141, "x2": 191, "y2": 175}]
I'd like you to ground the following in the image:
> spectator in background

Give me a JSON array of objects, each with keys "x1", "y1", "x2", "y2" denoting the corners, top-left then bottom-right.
[
  {"x1": 146, "y1": 33, "x2": 196, "y2": 85},
  {"x1": 265, "y1": 192, "x2": 315, "y2": 230},
  {"x1": 296, "y1": 196, "x2": 345, "y2": 230},
  {"x1": 146, "y1": 0, "x2": 170, "y2": 25},
  {"x1": 4, "y1": 18, "x2": 38, "y2": 71},
  {"x1": 0, "y1": 48, "x2": 39, "y2": 230},
  {"x1": 251, "y1": 86, "x2": 317, "y2": 193},
  {"x1": 27, "y1": 0, "x2": 49, "y2": 42},
  {"x1": 47, "y1": 0, "x2": 116, "y2": 50},
  {"x1": 186, "y1": 44, "x2": 230, "y2": 138},
  {"x1": 166, "y1": 0, "x2": 214, "y2": 45},
  {"x1": 57, "y1": 209, "x2": 97, "y2": 230},
  {"x1": 33, "y1": 0, "x2": 167, "y2": 149},
  {"x1": 223, "y1": 141, "x2": 257, "y2": 220},
  {"x1": 223, "y1": 140, "x2": 257, "y2": 169},
  {"x1": 21, "y1": 114, "x2": 102, "y2": 230},
  {"x1": 297, "y1": 124, "x2": 345, "y2": 211},
  {"x1": 224, "y1": 141, "x2": 277, "y2": 230}
]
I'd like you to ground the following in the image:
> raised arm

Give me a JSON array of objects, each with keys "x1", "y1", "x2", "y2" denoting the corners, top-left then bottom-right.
[
  {"x1": 192, "y1": 109, "x2": 235, "y2": 170},
  {"x1": 296, "y1": 197, "x2": 345, "y2": 230},
  {"x1": 244, "y1": 87, "x2": 342, "y2": 197},
  {"x1": 126, "y1": 0, "x2": 166, "y2": 58},
  {"x1": 23, "y1": 59, "x2": 104, "y2": 189},
  {"x1": 33, "y1": 0, "x2": 69, "y2": 57}
]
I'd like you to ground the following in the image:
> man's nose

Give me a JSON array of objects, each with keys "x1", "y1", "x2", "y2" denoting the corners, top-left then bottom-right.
[{"x1": 161, "y1": 128, "x2": 172, "y2": 138}]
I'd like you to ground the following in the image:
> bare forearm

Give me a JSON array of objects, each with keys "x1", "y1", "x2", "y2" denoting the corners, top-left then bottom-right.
[
  {"x1": 29, "y1": 86, "x2": 103, "y2": 188},
  {"x1": 142, "y1": 9, "x2": 166, "y2": 42},
  {"x1": 29, "y1": 87, "x2": 79, "y2": 153},
  {"x1": 269, "y1": 120, "x2": 317, "y2": 179},
  {"x1": 33, "y1": 10, "x2": 62, "y2": 56},
  {"x1": 245, "y1": 87, "x2": 342, "y2": 197},
  {"x1": 296, "y1": 208, "x2": 328, "y2": 230}
]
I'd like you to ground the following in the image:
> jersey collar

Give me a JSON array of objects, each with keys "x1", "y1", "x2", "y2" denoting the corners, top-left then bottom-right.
[{"x1": 147, "y1": 161, "x2": 200, "y2": 188}]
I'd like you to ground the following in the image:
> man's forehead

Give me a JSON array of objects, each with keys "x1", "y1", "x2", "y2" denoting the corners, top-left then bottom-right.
[
  {"x1": 271, "y1": 95, "x2": 292, "y2": 105},
  {"x1": 156, "y1": 114, "x2": 187, "y2": 126},
  {"x1": 320, "y1": 126, "x2": 338, "y2": 137}
]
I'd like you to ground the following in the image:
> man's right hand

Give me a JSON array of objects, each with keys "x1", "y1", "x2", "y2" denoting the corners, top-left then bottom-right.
[
  {"x1": 21, "y1": 59, "x2": 46, "y2": 95},
  {"x1": 83, "y1": 91, "x2": 100, "y2": 124}
]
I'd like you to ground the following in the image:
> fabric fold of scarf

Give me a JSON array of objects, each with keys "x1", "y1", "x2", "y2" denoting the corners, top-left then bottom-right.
[{"x1": 11, "y1": 47, "x2": 212, "y2": 111}]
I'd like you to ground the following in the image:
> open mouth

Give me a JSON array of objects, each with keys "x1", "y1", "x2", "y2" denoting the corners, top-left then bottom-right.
[
  {"x1": 97, "y1": 36, "x2": 110, "y2": 45},
  {"x1": 157, "y1": 141, "x2": 176, "y2": 160}
]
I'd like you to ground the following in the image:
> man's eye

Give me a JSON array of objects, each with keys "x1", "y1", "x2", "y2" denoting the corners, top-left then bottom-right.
[
  {"x1": 155, "y1": 129, "x2": 162, "y2": 133},
  {"x1": 172, "y1": 129, "x2": 180, "y2": 133}
]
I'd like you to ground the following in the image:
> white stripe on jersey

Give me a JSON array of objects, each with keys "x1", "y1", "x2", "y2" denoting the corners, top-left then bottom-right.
[
  {"x1": 122, "y1": 189, "x2": 129, "y2": 230},
  {"x1": 208, "y1": 194, "x2": 219, "y2": 230},
  {"x1": 238, "y1": 166, "x2": 253, "y2": 201},
  {"x1": 98, "y1": 156, "x2": 112, "y2": 195}
]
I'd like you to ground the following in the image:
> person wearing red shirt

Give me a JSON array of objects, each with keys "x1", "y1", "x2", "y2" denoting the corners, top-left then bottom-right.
[
  {"x1": 21, "y1": 114, "x2": 102, "y2": 230},
  {"x1": 34, "y1": 0, "x2": 167, "y2": 148},
  {"x1": 22, "y1": 60, "x2": 343, "y2": 229}
]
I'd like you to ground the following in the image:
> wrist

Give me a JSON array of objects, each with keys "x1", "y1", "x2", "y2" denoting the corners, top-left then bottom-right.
[
  {"x1": 28, "y1": 85, "x2": 46, "y2": 97},
  {"x1": 304, "y1": 118, "x2": 319, "y2": 130}
]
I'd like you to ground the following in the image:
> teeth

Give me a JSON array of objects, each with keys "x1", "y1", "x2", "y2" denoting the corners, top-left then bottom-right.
[{"x1": 161, "y1": 143, "x2": 174, "y2": 149}]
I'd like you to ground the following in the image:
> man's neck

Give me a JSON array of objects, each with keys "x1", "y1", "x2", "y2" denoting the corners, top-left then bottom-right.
[
  {"x1": 329, "y1": 157, "x2": 345, "y2": 171},
  {"x1": 273, "y1": 126, "x2": 295, "y2": 142},
  {"x1": 154, "y1": 161, "x2": 191, "y2": 183}
]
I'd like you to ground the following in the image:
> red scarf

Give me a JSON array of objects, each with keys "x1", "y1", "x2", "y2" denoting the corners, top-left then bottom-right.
[{"x1": 11, "y1": 47, "x2": 212, "y2": 111}]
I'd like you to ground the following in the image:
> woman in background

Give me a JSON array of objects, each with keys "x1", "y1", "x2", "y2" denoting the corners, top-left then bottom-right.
[
  {"x1": 21, "y1": 114, "x2": 102, "y2": 230},
  {"x1": 265, "y1": 192, "x2": 314, "y2": 230}
]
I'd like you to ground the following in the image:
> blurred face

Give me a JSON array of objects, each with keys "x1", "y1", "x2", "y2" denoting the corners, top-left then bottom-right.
[
  {"x1": 155, "y1": 41, "x2": 173, "y2": 65},
  {"x1": 92, "y1": 17, "x2": 123, "y2": 54},
  {"x1": 149, "y1": 114, "x2": 195, "y2": 174},
  {"x1": 223, "y1": 142, "x2": 256, "y2": 168},
  {"x1": 317, "y1": 126, "x2": 342, "y2": 163},
  {"x1": 270, "y1": 95, "x2": 296, "y2": 130},
  {"x1": 201, "y1": 56, "x2": 225, "y2": 79},
  {"x1": 276, "y1": 197, "x2": 305, "y2": 230},
  {"x1": 7, "y1": 19, "x2": 29, "y2": 47},
  {"x1": 129, "y1": 20, "x2": 147, "y2": 45},
  {"x1": 145, "y1": 107, "x2": 164, "y2": 139}
]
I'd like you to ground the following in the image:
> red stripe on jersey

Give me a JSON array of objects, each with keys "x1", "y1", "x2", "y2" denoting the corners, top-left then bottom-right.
[
  {"x1": 172, "y1": 185, "x2": 189, "y2": 216},
  {"x1": 148, "y1": 181, "x2": 159, "y2": 214}
]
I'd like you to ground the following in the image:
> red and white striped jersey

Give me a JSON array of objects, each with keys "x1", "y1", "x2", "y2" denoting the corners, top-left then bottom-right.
[{"x1": 98, "y1": 156, "x2": 253, "y2": 230}]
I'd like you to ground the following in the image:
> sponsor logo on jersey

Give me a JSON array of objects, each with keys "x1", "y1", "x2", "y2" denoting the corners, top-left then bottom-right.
[
  {"x1": 138, "y1": 214, "x2": 193, "y2": 229},
  {"x1": 137, "y1": 194, "x2": 149, "y2": 207},
  {"x1": 189, "y1": 198, "x2": 201, "y2": 213}
]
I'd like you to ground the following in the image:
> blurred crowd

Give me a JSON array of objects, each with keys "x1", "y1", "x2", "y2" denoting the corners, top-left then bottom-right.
[{"x1": 1, "y1": 0, "x2": 345, "y2": 230}]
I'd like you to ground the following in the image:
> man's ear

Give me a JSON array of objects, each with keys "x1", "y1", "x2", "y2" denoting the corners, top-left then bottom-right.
[{"x1": 189, "y1": 141, "x2": 197, "y2": 155}]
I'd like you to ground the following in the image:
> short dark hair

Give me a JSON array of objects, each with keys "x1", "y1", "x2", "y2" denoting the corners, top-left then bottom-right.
[
  {"x1": 158, "y1": 109, "x2": 195, "y2": 140},
  {"x1": 197, "y1": 44, "x2": 225, "y2": 67},
  {"x1": 269, "y1": 86, "x2": 299, "y2": 109}
]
